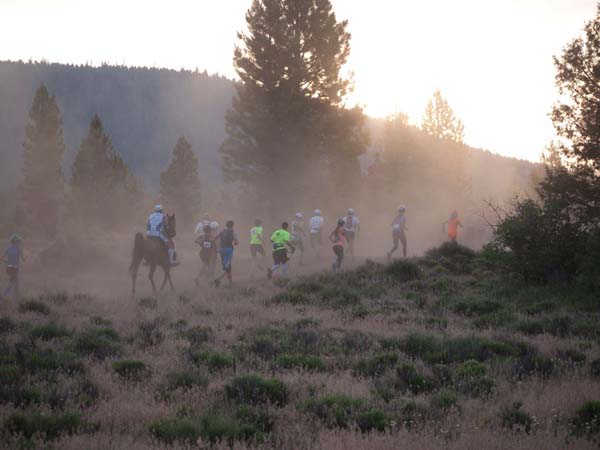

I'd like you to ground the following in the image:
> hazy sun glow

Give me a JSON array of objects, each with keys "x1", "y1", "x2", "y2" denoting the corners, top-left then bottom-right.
[{"x1": 0, "y1": 0, "x2": 596, "y2": 161}]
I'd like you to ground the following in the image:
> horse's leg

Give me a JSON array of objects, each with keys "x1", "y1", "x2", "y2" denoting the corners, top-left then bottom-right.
[
  {"x1": 168, "y1": 269, "x2": 175, "y2": 291},
  {"x1": 149, "y1": 265, "x2": 157, "y2": 294},
  {"x1": 160, "y1": 266, "x2": 169, "y2": 292}
]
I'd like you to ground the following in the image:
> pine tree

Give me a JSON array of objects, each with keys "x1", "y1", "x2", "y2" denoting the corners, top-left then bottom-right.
[
  {"x1": 160, "y1": 137, "x2": 201, "y2": 226},
  {"x1": 541, "y1": 4, "x2": 600, "y2": 224},
  {"x1": 20, "y1": 83, "x2": 65, "y2": 237},
  {"x1": 70, "y1": 114, "x2": 142, "y2": 226},
  {"x1": 422, "y1": 90, "x2": 465, "y2": 143},
  {"x1": 221, "y1": 0, "x2": 363, "y2": 216}
]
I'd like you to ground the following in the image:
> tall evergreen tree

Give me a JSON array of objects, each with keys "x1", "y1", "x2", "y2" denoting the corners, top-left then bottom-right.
[
  {"x1": 160, "y1": 137, "x2": 201, "y2": 226},
  {"x1": 221, "y1": 0, "x2": 364, "y2": 215},
  {"x1": 20, "y1": 83, "x2": 65, "y2": 237},
  {"x1": 541, "y1": 4, "x2": 600, "y2": 224},
  {"x1": 422, "y1": 89, "x2": 465, "y2": 144},
  {"x1": 70, "y1": 114, "x2": 142, "y2": 226}
]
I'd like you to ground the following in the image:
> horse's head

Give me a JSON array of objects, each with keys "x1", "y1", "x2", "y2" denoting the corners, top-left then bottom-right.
[{"x1": 164, "y1": 214, "x2": 176, "y2": 238}]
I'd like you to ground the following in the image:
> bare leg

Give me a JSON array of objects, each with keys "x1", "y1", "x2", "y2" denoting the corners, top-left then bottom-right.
[
  {"x1": 168, "y1": 272, "x2": 175, "y2": 291},
  {"x1": 160, "y1": 267, "x2": 169, "y2": 292}
]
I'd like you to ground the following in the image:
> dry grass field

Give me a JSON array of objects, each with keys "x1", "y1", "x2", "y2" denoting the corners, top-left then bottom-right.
[{"x1": 1, "y1": 239, "x2": 599, "y2": 449}]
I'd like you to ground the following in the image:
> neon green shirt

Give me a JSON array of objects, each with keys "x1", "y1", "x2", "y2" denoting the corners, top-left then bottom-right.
[
  {"x1": 250, "y1": 226, "x2": 263, "y2": 245},
  {"x1": 271, "y1": 229, "x2": 290, "y2": 250}
]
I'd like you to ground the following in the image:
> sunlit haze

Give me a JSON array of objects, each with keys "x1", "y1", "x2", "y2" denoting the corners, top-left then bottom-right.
[{"x1": 1, "y1": 0, "x2": 596, "y2": 161}]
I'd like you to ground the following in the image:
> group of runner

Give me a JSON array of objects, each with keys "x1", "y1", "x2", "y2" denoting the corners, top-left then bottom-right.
[{"x1": 192, "y1": 207, "x2": 464, "y2": 287}]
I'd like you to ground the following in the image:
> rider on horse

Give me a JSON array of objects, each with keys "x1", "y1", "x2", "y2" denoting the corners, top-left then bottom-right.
[{"x1": 147, "y1": 205, "x2": 178, "y2": 266}]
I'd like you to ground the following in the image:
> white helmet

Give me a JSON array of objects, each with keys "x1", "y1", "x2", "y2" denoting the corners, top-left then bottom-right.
[
  {"x1": 210, "y1": 221, "x2": 219, "y2": 230},
  {"x1": 347, "y1": 208, "x2": 355, "y2": 215},
  {"x1": 295, "y1": 212, "x2": 303, "y2": 219},
  {"x1": 314, "y1": 209, "x2": 321, "y2": 216},
  {"x1": 154, "y1": 204, "x2": 163, "y2": 212},
  {"x1": 398, "y1": 205, "x2": 406, "y2": 212}
]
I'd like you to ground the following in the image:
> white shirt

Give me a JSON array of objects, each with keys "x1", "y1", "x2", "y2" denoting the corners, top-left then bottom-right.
[
  {"x1": 309, "y1": 216, "x2": 324, "y2": 233},
  {"x1": 343, "y1": 215, "x2": 360, "y2": 232},
  {"x1": 147, "y1": 212, "x2": 165, "y2": 237},
  {"x1": 195, "y1": 220, "x2": 211, "y2": 234}
]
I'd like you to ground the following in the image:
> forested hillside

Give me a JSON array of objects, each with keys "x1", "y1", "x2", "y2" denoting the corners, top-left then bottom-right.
[
  {"x1": 0, "y1": 60, "x2": 538, "y2": 206},
  {"x1": 0, "y1": 61, "x2": 234, "y2": 189}
]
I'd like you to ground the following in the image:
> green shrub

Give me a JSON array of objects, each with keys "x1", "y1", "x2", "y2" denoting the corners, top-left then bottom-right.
[
  {"x1": 138, "y1": 297, "x2": 158, "y2": 309},
  {"x1": 319, "y1": 287, "x2": 361, "y2": 307},
  {"x1": 500, "y1": 402, "x2": 533, "y2": 433},
  {"x1": 135, "y1": 318, "x2": 164, "y2": 348},
  {"x1": 271, "y1": 290, "x2": 312, "y2": 305},
  {"x1": 225, "y1": 374, "x2": 288, "y2": 406},
  {"x1": 572, "y1": 401, "x2": 600, "y2": 436},
  {"x1": 29, "y1": 323, "x2": 73, "y2": 341},
  {"x1": 150, "y1": 410, "x2": 271, "y2": 445},
  {"x1": 3, "y1": 411, "x2": 86, "y2": 440},
  {"x1": 112, "y1": 360, "x2": 149, "y2": 381},
  {"x1": 160, "y1": 371, "x2": 208, "y2": 392},
  {"x1": 512, "y1": 353, "x2": 556, "y2": 379},
  {"x1": 431, "y1": 389, "x2": 459, "y2": 411},
  {"x1": 182, "y1": 326, "x2": 213, "y2": 346},
  {"x1": 275, "y1": 353, "x2": 325, "y2": 372},
  {"x1": 400, "y1": 400, "x2": 429, "y2": 428},
  {"x1": 40, "y1": 292, "x2": 68, "y2": 305},
  {"x1": 235, "y1": 405, "x2": 274, "y2": 436},
  {"x1": 455, "y1": 360, "x2": 495, "y2": 396},
  {"x1": 353, "y1": 353, "x2": 398, "y2": 378},
  {"x1": 89, "y1": 316, "x2": 112, "y2": 327},
  {"x1": 396, "y1": 363, "x2": 435, "y2": 394},
  {"x1": 73, "y1": 327, "x2": 121, "y2": 360},
  {"x1": 22, "y1": 349, "x2": 84, "y2": 376},
  {"x1": 452, "y1": 299, "x2": 503, "y2": 317},
  {"x1": 342, "y1": 330, "x2": 373, "y2": 353},
  {"x1": 556, "y1": 348, "x2": 586, "y2": 365},
  {"x1": 426, "y1": 242, "x2": 476, "y2": 273},
  {"x1": 191, "y1": 350, "x2": 235, "y2": 372},
  {"x1": 0, "y1": 317, "x2": 16, "y2": 334},
  {"x1": 356, "y1": 409, "x2": 389, "y2": 433},
  {"x1": 591, "y1": 359, "x2": 600, "y2": 379},
  {"x1": 384, "y1": 259, "x2": 421, "y2": 282},
  {"x1": 19, "y1": 300, "x2": 50, "y2": 315},
  {"x1": 302, "y1": 395, "x2": 363, "y2": 429}
]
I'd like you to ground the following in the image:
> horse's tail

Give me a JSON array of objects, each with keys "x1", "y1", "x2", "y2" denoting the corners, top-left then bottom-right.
[{"x1": 129, "y1": 232, "x2": 145, "y2": 276}]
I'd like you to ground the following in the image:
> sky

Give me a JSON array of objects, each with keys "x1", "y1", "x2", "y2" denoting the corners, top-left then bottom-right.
[{"x1": 0, "y1": 0, "x2": 597, "y2": 161}]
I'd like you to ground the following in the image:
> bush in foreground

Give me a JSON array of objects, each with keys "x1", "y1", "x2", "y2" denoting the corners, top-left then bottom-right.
[{"x1": 225, "y1": 374, "x2": 288, "y2": 406}]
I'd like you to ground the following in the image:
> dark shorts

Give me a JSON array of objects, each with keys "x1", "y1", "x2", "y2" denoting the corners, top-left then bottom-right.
[
  {"x1": 250, "y1": 244, "x2": 265, "y2": 258},
  {"x1": 6, "y1": 267, "x2": 18, "y2": 282},
  {"x1": 200, "y1": 250, "x2": 214, "y2": 265},
  {"x1": 272, "y1": 249, "x2": 288, "y2": 265}
]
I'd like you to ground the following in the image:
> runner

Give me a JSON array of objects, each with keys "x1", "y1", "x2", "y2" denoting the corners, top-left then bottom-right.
[
  {"x1": 387, "y1": 205, "x2": 408, "y2": 261},
  {"x1": 343, "y1": 208, "x2": 360, "y2": 259},
  {"x1": 309, "y1": 209, "x2": 324, "y2": 255},
  {"x1": 290, "y1": 212, "x2": 306, "y2": 265},
  {"x1": 194, "y1": 225, "x2": 217, "y2": 286},
  {"x1": 329, "y1": 219, "x2": 346, "y2": 273},
  {"x1": 443, "y1": 211, "x2": 464, "y2": 243},
  {"x1": 249, "y1": 219, "x2": 266, "y2": 275},
  {"x1": 2, "y1": 234, "x2": 25, "y2": 302},
  {"x1": 213, "y1": 220, "x2": 238, "y2": 287},
  {"x1": 268, "y1": 222, "x2": 295, "y2": 280}
]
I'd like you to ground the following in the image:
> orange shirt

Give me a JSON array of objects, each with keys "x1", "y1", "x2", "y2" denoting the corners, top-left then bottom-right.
[{"x1": 448, "y1": 218, "x2": 460, "y2": 238}]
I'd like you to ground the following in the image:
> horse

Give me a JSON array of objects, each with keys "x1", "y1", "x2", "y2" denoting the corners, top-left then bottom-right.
[{"x1": 129, "y1": 214, "x2": 176, "y2": 295}]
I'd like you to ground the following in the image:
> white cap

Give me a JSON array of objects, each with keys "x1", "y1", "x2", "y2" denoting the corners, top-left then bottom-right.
[
  {"x1": 295, "y1": 212, "x2": 303, "y2": 219},
  {"x1": 398, "y1": 205, "x2": 406, "y2": 212},
  {"x1": 314, "y1": 209, "x2": 321, "y2": 216},
  {"x1": 347, "y1": 208, "x2": 355, "y2": 215},
  {"x1": 210, "y1": 221, "x2": 219, "y2": 230},
  {"x1": 154, "y1": 205, "x2": 163, "y2": 212}
]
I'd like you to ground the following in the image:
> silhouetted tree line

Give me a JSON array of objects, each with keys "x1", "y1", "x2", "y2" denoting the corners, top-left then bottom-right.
[{"x1": 490, "y1": 4, "x2": 600, "y2": 291}]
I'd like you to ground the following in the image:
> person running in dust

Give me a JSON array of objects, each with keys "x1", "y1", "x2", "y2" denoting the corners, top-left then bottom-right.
[
  {"x1": 444, "y1": 210, "x2": 464, "y2": 243},
  {"x1": 343, "y1": 208, "x2": 360, "y2": 259},
  {"x1": 290, "y1": 212, "x2": 306, "y2": 265},
  {"x1": 249, "y1": 219, "x2": 266, "y2": 275},
  {"x1": 309, "y1": 209, "x2": 324, "y2": 255},
  {"x1": 194, "y1": 225, "x2": 217, "y2": 286},
  {"x1": 388, "y1": 205, "x2": 408, "y2": 261},
  {"x1": 194, "y1": 213, "x2": 212, "y2": 235},
  {"x1": 329, "y1": 219, "x2": 346, "y2": 273},
  {"x1": 1, "y1": 234, "x2": 25, "y2": 302},
  {"x1": 213, "y1": 220, "x2": 238, "y2": 287},
  {"x1": 268, "y1": 222, "x2": 295, "y2": 280}
]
